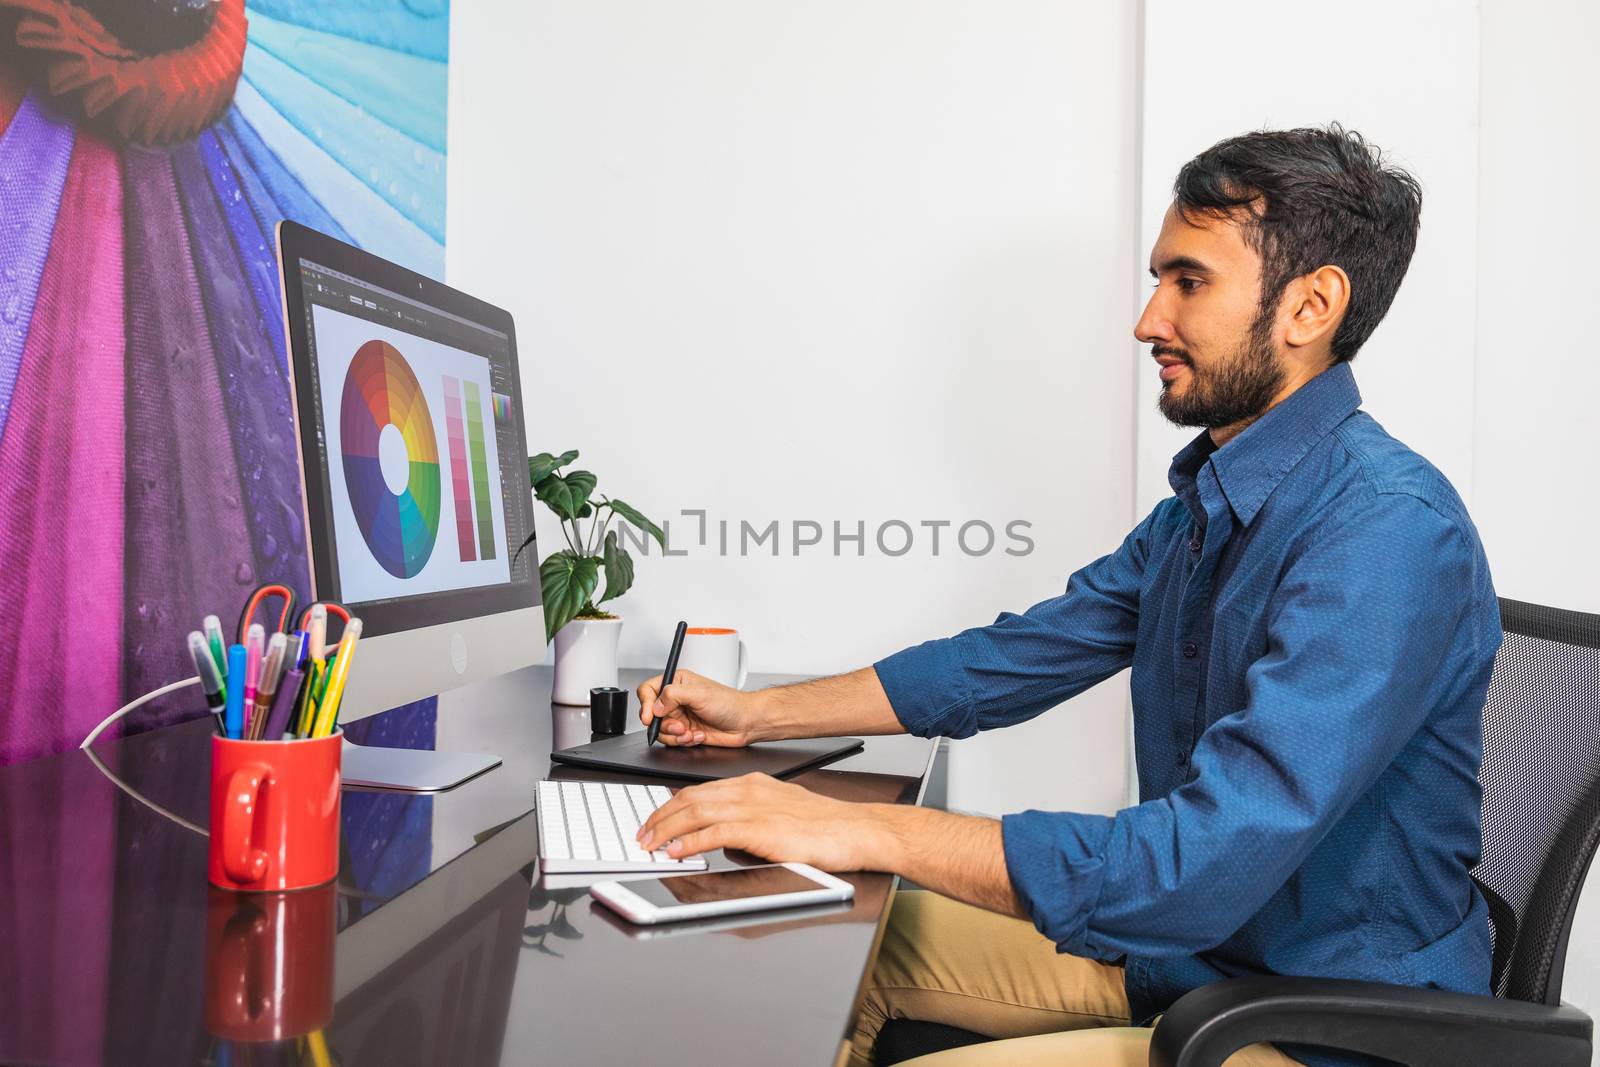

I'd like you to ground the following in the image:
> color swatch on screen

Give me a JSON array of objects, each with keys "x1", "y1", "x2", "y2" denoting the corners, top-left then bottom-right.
[
  {"x1": 463, "y1": 380, "x2": 496, "y2": 560},
  {"x1": 492, "y1": 391, "x2": 513, "y2": 425},
  {"x1": 340, "y1": 340, "x2": 441, "y2": 578},
  {"x1": 442, "y1": 375, "x2": 476, "y2": 562}
]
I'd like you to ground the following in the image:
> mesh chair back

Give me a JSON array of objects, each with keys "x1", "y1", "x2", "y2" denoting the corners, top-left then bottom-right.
[{"x1": 1471, "y1": 597, "x2": 1600, "y2": 1005}]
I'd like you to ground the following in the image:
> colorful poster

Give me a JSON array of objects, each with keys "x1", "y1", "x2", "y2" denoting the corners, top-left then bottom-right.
[{"x1": 0, "y1": 0, "x2": 450, "y2": 764}]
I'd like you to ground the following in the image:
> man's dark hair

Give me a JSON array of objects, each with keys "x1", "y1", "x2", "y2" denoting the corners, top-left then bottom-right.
[{"x1": 1173, "y1": 124, "x2": 1422, "y2": 363}]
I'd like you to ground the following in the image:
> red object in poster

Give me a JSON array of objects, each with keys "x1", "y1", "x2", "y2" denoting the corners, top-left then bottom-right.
[{"x1": 0, "y1": 0, "x2": 247, "y2": 144}]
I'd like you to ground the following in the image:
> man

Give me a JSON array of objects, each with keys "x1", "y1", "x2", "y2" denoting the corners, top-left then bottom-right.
[{"x1": 634, "y1": 126, "x2": 1500, "y2": 1067}]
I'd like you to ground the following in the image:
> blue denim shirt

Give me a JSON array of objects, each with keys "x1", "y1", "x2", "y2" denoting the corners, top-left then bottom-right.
[{"x1": 875, "y1": 363, "x2": 1500, "y2": 1067}]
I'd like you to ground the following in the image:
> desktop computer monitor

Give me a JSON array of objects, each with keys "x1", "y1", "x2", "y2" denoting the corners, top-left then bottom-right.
[{"x1": 277, "y1": 221, "x2": 544, "y2": 789}]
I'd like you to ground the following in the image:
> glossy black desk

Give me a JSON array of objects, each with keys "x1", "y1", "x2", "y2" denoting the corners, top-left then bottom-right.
[{"x1": 0, "y1": 666, "x2": 935, "y2": 1066}]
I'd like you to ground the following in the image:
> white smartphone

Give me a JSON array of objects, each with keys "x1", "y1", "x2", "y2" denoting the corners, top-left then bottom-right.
[{"x1": 589, "y1": 862, "x2": 854, "y2": 925}]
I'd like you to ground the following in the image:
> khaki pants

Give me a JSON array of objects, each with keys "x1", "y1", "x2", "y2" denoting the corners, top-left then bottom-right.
[{"x1": 848, "y1": 891, "x2": 1302, "y2": 1067}]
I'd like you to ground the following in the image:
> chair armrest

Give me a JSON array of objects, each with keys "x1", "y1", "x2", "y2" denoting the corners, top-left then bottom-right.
[{"x1": 1148, "y1": 975, "x2": 1592, "y2": 1067}]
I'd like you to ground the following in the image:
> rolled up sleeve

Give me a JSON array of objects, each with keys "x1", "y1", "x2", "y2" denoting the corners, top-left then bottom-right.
[{"x1": 875, "y1": 502, "x2": 1170, "y2": 738}]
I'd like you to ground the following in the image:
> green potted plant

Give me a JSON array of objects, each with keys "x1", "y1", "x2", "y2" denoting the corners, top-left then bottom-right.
[{"x1": 518, "y1": 450, "x2": 665, "y2": 704}]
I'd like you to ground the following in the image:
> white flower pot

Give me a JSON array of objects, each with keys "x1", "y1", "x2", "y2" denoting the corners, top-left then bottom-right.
[{"x1": 551, "y1": 617, "x2": 623, "y2": 705}]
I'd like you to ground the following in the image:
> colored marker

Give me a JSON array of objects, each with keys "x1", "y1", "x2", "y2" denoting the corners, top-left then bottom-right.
[
  {"x1": 188, "y1": 631, "x2": 227, "y2": 732},
  {"x1": 244, "y1": 624, "x2": 265, "y2": 736},
  {"x1": 291, "y1": 662, "x2": 319, "y2": 738},
  {"x1": 224, "y1": 644, "x2": 247, "y2": 739},
  {"x1": 313, "y1": 618, "x2": 362, "y2": 737},
  {"x1": 202, "y1": 615, "x2": 228, "y2": 700},
  {"x1": 262, "y1": 667, "x2": 304, "y2": 741},
  {"x1": 252, "y1": 632, "x2": 289, "y2": 738},
  {"x1": 308, "y1": 603, "x2": 327, "y2": 662}
]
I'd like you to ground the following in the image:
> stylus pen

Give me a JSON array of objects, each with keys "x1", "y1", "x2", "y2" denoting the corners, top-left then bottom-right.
[{"x1": 646, "y1": 620, "x2": 689, "y2": 747}]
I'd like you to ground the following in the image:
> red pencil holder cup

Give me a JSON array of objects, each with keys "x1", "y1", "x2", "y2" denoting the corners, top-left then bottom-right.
[
  {"x1": 208, "y1": 730, "x2": 342, "y2": 892},
  {"x1": 203, "y1": 882, "x2": 337, "y2": 1042}
]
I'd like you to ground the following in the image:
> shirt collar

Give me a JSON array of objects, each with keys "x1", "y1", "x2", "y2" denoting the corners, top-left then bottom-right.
[{"x1": 1167, "y1": 361, "x2": 1362, "y2": 528}]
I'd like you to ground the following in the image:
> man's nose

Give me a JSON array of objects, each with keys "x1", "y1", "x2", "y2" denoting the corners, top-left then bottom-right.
[{"x1": 1134, "y1": 293, "x2": 1172, "y2": 345}]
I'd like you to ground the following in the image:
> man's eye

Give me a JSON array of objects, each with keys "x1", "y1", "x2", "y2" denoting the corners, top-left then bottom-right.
[{"x1": 1177, "y1": 277, "x2": 1202, "y2": 293}]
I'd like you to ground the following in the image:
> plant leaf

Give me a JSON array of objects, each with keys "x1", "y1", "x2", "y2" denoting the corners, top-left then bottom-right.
[
  {"x1": 535, "y1": 470, "x2": 598, "y2": 521},
  {"x1": 603, "y1": 497, "x2": 665, "y2": 549},
  {"x1": 598, "y1": 530, "x2": 634, "y2": 604},
  {"x1": 512, "y1": 529, "x2": 537, "y2": 566},
  {"x1": 538, "y1": 551, "x2": 599, "y2": 640},
  {"x1": 528, "y1": 450, "x2": 579, "y2": 488}
]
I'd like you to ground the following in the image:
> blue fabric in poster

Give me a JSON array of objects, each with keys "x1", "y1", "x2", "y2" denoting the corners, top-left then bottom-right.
[{"x1": 244, "y1": 0, "x2": 450, "y2": 63}]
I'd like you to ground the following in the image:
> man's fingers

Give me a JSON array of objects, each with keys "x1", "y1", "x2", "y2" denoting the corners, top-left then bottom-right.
[
  {"x1": 638, "y1": 779, "x2": 738, "y2": 840},
  {"x1": 656, "y1": 724, "x2": 698, "y2": 747},
  {"x1": 636, "y1": 675, "x2": 663, "y2": 724},
  {"x1": 638, "y1": 801, "x2": 741, "y2": 850},
  {"x1": 665, "y1": 823, "x2": 744, "y2": 859}
]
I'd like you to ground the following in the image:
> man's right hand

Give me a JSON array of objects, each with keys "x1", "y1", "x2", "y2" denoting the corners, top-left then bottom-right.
[{"x1": 637, "y1": 669, "x2": 759, "y2": 747}]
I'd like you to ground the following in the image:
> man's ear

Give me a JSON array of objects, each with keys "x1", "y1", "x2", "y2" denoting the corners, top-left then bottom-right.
[{"x1": 1283, "y1": 264, "x2": 1351, "y2": 350}]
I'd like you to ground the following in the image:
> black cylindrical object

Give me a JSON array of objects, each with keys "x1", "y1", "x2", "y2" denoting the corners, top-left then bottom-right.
[{"x1": 589, "y1": 687, "x2": 628, "y2": 735}]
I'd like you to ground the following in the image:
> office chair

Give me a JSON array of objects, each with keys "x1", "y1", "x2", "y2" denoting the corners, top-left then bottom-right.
[{"x1": 876, "y1": 597, "x2": 1599, "y2": 1066}]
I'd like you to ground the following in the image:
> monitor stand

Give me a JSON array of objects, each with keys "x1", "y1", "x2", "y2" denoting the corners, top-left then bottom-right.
[{"x1": 341, "y1": 736, "x2": 502, "y2": 793}]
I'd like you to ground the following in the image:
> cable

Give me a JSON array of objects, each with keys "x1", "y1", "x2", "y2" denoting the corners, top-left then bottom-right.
[
  {"x1": 81, "y1": 745, "x2": 208, "y2": 837},
  {"x1": 77, "y1": 674, "x2": 212, "y2": 837},
  {"x1": 80, "y1": 675, "x2": 200, "y2": 749}
]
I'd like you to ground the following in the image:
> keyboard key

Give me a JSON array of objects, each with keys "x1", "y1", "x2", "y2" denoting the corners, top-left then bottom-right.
[{"x1": 536, "y1": 779, "x2": 707, "y2": 874}]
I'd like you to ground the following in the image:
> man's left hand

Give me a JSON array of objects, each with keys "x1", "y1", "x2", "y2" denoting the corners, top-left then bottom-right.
[{"x1": 636, "y1": 773, "x2": 899, "y2": 872}]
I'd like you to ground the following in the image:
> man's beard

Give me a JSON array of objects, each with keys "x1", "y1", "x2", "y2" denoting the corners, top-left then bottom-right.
[{"x1": 1156, "y1": 309, "x2": 1285, "y2": 431}]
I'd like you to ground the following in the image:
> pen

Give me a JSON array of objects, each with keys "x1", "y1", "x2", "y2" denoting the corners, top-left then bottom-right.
[
  {"x1": 241, "y1": 627, "x2": 264, "y2": 735},
  {"x1": 203, "y1": 615, "x2": 228, "y2": 698},
  {"x1": 252, "y1": 632, "x2": 289, "y2": 738},
  {"x1": 296, "y1": 658, "x2": 324, "y2": 736},
  {"x1": 262, "y1": 667, "x2": 304, "y2": 741},
  {"x1": 291, "y1": 628, "x2": 309, "y2": 670},
  {"x1": 312, "y1": 618, "x2": 363, "y2": 737},
  {"x1": 646, "y1": 620, "x2": 688, "y2": 747},
  {"x1": 308, "y1": 603, "x2": 327, "y2": 663},
  {"x1": 224, "y1": 644, "x2": 247, "y2": 739},
  {"x1": 188, "y1": 631, "x2": 227, "y2": 733}
]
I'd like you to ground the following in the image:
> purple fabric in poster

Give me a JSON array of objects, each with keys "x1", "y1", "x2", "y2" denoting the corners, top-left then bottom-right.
[
  {"x1": 169, "y1": 142, "x2": 310, "y2": 606},
  {"x1": 0, "y1": 93, "x2": 74, "y2": 445},
  {"x1": 215, "y1": 120, "x2": 291, "y2": 250},
  {"x1": 121, "y1": 147, "x2": 259, "y2": 722},
  {"x1": 197, "y1": 129, "x2": 287, "y2": 368},
  {"x1": 0, "y1": 133, "x2": 125, "y2": 765},
  {"x1": 0, "y1": 750, "x2": 116, "y2": 1062}
]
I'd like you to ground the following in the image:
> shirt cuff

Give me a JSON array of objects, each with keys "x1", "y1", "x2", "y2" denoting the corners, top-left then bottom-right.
[
  {"x1": 1002, "y1": 808, "x2": 1115, "y2": 955},
  {"x1": 873, "y1": 638, "x2": 975, "y2": 738}
]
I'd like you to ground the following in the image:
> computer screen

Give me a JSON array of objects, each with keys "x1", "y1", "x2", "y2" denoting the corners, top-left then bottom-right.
[{"x1": 282, "y1": 225, "x2": 539, "y2": 640}]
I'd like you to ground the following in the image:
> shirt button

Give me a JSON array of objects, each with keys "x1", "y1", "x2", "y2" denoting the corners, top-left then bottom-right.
[
  {"x1": 1181, "y1": 642, "x2": 1198, "y2": 658},
  {"x1": 1188, "y1": 538, "x2": 1202, "y2": 553}
]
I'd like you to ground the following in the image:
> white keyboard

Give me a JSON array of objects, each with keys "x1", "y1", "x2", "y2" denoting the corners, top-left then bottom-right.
[{"x1": 536, "y1": 780, "x2": 709, "y2": 874}]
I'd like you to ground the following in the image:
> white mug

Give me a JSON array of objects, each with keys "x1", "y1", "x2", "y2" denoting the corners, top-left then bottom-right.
[{"x1": 675, "y1": 627, "x2": 749, "y2": 690}]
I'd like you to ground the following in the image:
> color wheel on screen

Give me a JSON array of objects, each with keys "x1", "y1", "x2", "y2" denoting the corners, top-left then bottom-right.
[{"x1": 340, "y1": 340, "x2": 442, "y2": 578}]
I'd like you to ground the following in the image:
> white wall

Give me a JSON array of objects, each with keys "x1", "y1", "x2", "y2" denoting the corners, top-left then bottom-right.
[{"x1": 449, "y1": 0, "x2": 1139, "y2": 819}]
